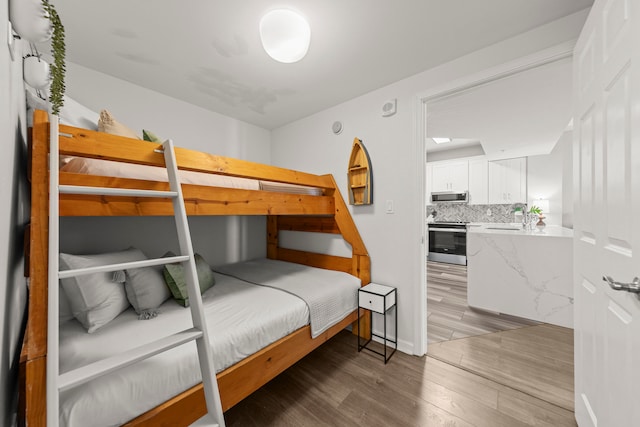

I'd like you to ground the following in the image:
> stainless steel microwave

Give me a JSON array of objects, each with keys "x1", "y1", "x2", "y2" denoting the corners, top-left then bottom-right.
[{"x1": 431, "y1": 191, "x2": 468, "y2": 203}]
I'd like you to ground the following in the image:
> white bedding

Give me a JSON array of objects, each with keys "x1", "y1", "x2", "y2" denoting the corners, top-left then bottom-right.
[
  {"x1": 215, "y1": 258, "x2": 360, "y2": 338},
  {"x1": 61, "y1": 157, "x2": 323, "y2": 195},
  {"x1": 59, "y1": 272, "x2": 309, "y2": 427},
  {"x1": 58, "y1": 260, "x2": 359, "y2": 426}
]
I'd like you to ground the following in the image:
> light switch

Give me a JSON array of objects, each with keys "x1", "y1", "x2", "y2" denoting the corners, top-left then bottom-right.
[{"x1": 386, "y1": 200, "x2": 394, "y2": 214}]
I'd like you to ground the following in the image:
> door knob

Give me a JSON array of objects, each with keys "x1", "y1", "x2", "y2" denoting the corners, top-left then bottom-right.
[{"x1": 602, "y1": 276, "x2": 640, "y2": 293}]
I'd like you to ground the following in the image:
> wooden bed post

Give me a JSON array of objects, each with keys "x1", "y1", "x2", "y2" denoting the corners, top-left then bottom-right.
[
  {"x1": 20, "y1": 109, "x2": 50, "y2": 426},
  {"x1": 266, "y1": 215, "x2": 279, "y2": 260}
]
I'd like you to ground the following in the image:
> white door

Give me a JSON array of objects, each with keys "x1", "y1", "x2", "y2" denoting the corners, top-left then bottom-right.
[{"x1": 573, "y1": 0, "x2": 640, "y2": 426}]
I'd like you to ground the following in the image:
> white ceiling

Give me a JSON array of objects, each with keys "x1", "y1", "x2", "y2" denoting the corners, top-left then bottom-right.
[
  {"x1": 50, "y1": 0, "x2": 593, "y2": 130},
  {"x1": 426, "y1": 56, "x2": 574, "y2": 157}
]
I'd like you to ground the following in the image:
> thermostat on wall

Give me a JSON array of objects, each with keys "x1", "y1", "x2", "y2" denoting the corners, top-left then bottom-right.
[{"x1": 382, "y1": 98, "x2": 397, "y2": 117}]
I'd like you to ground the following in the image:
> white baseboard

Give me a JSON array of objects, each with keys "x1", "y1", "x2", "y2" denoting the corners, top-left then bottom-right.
[{"x1": 369, "y1": 331, "x2": 414, "y2": 355}]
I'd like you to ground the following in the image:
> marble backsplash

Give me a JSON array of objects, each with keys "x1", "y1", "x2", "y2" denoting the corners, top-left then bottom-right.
[{"x1": 427, "y1": 203, "x2": 516, "y2": 223}]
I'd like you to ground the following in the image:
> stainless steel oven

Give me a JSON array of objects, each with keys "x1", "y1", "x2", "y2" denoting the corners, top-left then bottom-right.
[{"x1": 427, "y1": 222, "x2": 468, "y2": 265}]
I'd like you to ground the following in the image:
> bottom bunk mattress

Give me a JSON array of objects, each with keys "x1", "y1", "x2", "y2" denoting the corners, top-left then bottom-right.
[{"x1": 58, "y1": 259, "x2": 360, "y2": 426}]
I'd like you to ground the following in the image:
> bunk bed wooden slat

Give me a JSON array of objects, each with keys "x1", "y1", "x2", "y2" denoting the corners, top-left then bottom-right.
[
  {"x1": 275, "y1": 247, "x2": 353, "y2": 274},
  {"x1": 59, "y1": 184, "x2": 178, "y2": 198},
  {"x1": 277, "y1": 216, "x2": 341, "y2": 234}
]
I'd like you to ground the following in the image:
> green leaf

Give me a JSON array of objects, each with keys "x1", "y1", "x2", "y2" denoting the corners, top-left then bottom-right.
[
  {"x1": 42, "y1": 0, "x2": 66, "y2": 115},
  {"x1": 529, "y1": 205, "x2": 542, "y2": 214}
]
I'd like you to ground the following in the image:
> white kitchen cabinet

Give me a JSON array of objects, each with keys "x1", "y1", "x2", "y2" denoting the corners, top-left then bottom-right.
[
  {"x1": 468, "y1": 158, "x2": 488, "y2": 204},
  {"x1": 488, "y1": 157, "x2": 527, "y2": 204},
  {"x1": 431, "y1": 160, "x2": 468, "y2": 193}
]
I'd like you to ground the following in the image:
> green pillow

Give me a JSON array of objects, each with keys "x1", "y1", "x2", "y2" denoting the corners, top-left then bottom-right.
[
  {"x1": 142, "y1": 129, "x2": 163, "y2": 142},
  {"x1": 163, "y1": 253, "x2": 215, "y2": 307}
]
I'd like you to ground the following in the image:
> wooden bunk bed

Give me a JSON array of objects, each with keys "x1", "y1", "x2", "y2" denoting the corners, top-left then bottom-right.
[{"x1": 20, "y1": 110, "x2": 371, "y2": 426}]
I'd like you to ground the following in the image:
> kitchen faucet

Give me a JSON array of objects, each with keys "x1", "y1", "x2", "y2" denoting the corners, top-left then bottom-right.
[{"x1": 512, "y1": 203, "x2": 529, "y2": 228}]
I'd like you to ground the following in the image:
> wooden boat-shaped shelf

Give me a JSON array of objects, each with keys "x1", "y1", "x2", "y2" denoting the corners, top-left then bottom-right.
[{"x1": 347, "y1": 138, "x2": 373, "y2": 205}]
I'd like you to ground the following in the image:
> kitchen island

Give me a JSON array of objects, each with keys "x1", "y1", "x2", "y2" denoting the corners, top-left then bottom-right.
[{"x1": 467, "y1": 223, "x2": 573, "y2": 328}]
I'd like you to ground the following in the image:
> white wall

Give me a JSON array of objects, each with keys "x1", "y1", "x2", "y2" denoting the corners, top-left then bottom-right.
[
  {"x1": 271, "y1": 10, "x2": 589, "y2": 354},
  {"x1": 0, "y1": 1, "x2": 29, "y2": 423},
  {"x1": 528, "y1": 143, "x2": 564, "y2": 226},
  {"x1": 560, "y1": 130, "x2": 574, "y2": 228},
  {"x1": 59, "y1": 63, "x2": 272, "y2": 265}
]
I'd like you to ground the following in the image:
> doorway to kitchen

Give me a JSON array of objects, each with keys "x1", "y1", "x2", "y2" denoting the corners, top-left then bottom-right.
[
  {"x1": 414, "y1": 44, "x2": 578, "y2": 414},
  {"x1": 414, "y1": 42, "x2": 575, "y2": 351}
]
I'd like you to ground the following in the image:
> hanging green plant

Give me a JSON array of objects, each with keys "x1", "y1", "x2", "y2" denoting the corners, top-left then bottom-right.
[{"x1": 41, "y1": 0, "x2": 65, "y2": 115}]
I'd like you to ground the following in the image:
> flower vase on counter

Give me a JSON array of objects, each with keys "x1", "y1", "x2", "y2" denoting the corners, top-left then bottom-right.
[{"x1": 536, "y1": 214, "x2": 547, "y2": 230}]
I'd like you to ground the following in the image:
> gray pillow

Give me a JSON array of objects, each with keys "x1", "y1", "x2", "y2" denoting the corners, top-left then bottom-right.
[
  {"x1": 163, "y1": 253, "x2": 215, "y2": 307},
  {"x1": 125, "y1": 265, "x2": 171, "y2": 315},
  {"x1": 59, "y1": 247, "x2": 147, "y2": 333}
]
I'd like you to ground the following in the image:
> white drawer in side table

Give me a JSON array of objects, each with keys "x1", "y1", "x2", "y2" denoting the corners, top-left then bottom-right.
[{"x1": 357, "y1": 283, "x2": 397, "y2": 363}]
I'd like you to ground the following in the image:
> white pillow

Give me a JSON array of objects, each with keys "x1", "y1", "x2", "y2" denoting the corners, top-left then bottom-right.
[
  {"x1": 124, "y1": 265, "x2": 171, "y2": 315},
  {"x1": 59, "y1": 247, "x2": 147, "y2": 333},
  {"x1": 25, "y1": 89, "x2": 99, "y2": 130},
  {"x1": 97, "y1": 109, "x2": 140, "y2": 139}
]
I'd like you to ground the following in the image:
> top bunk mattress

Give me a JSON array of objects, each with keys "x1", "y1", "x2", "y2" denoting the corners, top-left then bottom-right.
[{"x1": 61, "y1": 156, "x2": 323, "y2": 195}]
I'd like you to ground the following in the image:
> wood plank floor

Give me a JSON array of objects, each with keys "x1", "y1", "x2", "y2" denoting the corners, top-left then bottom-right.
[
  {"x1": 427, "y1": 324, "x2": 575, "y2": 412},
  {"x1": 222, "y1": 262, "x2": 575, "y2": 426},
  {"x1": 224, "y1": 330, "x2": 576, "y2": 427},
  {"x1": 427, "y1": 261, "x2": 539, "y2": 343}
]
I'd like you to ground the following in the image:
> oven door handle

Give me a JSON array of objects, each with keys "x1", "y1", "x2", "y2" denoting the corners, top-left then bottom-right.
[{"x1": 429, "y1": 228, "x2": 467, "y2": 233}]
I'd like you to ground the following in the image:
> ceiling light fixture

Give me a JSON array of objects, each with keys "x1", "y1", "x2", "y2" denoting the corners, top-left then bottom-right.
[
  {"x1": 260, "y1": 9, "x2": 310, "y2": 63},
  {"x1": 432, "y1": 137, "x2": 451, "y2": 144}
]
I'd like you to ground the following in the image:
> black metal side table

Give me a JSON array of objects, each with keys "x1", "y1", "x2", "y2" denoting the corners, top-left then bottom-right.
[{"x1": 357, "y1": 283, "x2": 397, "y2": 363}]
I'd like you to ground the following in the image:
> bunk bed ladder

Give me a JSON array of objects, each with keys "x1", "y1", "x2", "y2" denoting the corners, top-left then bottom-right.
[{"x1": 46, "y1": 114, "x2": 225, "y2": 426}]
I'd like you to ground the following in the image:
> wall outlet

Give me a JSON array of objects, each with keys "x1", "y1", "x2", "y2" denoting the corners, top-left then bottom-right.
[{"x1": 486, "y1": 208, "x2": 492, "y2": 216}]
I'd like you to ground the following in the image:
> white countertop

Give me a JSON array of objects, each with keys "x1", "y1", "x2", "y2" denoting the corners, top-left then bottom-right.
[{"x1": 467, "y1": 223, "x2": 573, "y2": 238}]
